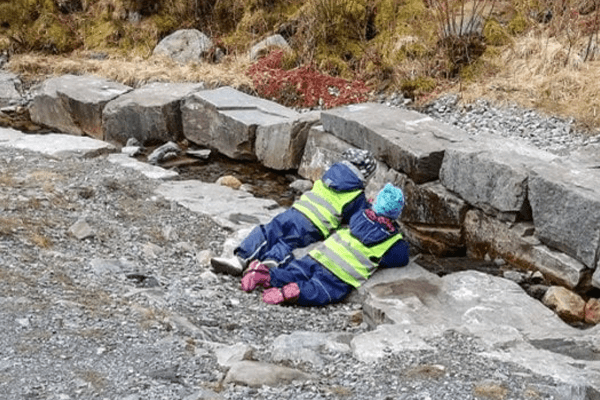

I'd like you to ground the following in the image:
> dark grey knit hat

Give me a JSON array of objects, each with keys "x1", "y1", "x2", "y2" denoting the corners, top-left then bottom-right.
[{"x1": 342, "y1": 148, "x2": 377, "y2": 180}]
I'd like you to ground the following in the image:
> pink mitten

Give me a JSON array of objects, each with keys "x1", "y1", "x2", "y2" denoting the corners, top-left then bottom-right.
[
  {"x1": 262, "y1": 283, "x2": 300, "y2": 305},
  {"x1": 240, "y1": 261, "x2": 270, "y2": 292}
]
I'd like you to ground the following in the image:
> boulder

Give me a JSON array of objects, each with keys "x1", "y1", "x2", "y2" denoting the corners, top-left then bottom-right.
[
  {"x1": 29, "y1": 74, "x2": 131, "y2": 139},
  {"x1": 321, "y1": 103, "x2": 473, "y2": 184},
  {"x1": 152, "y1": 29, "x2": 213, "y2": 65},
  {"x1": 464, "y1": 209, "x2": 587, "y2": 289},
  {"x1": 355, "y1": 262, "x2": 600, "y2": 393},
  {"x1": 249, "y1": 34, "x2": 291, "y2": 60},
  {"x1": 0, "y1": 71, "x2": 22, "y2": 108},
  {"x1": 181, "y1": 86, "x2": 303, "y2": 168},
  {"x1": 529, "y1": 159, "x2": 600, "y2": 269},
  {"x1": 103, "y1": 82, "x2": 204, "y2": 145}
]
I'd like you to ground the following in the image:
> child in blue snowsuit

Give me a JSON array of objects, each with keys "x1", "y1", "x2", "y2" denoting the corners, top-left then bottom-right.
[
  {"x1": 210, "y1": 149, "x2": 377, "y2": 276},
  {"x1": 241, "y1": 183, "x2": 410, "y2": 306}
]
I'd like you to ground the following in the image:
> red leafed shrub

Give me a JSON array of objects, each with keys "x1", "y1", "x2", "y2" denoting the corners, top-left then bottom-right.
[{"x1": 247, "y1": 50, "x2": 370, "y2": 109}]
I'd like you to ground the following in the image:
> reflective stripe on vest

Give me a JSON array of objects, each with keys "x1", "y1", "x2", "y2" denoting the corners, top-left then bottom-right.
[
  {"x1": 309, "y1": 228, "x2": 403, "y2": 288},
  {"x1": 292, "y1": 180, "x2": 362, "y2": 237}
]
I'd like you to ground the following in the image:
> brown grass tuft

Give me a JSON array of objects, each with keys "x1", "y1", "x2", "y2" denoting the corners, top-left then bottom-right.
[{"x1": 7, "y1": 52, "x2": 254, "y2": 90}]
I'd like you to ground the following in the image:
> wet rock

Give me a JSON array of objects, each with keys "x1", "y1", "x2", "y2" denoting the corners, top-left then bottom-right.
[{"x1": 542, "y1": 286, "x2": 586, "y2": 323}]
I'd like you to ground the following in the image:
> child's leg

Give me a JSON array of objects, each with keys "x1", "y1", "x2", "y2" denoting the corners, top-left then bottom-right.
[{"x1": 267, "y1": 260, "x2": 352, "y2": 306}]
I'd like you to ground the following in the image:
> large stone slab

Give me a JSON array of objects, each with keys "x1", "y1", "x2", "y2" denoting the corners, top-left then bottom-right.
[
  {"x1": 103, "y1": 82, "x2": 204, "y2": 146},
  {"x1": 464, "y1": 209, "x2": 588, "y2": 289},
  {"x1": 356, "y1": 262, "x2": 600, "y2": 392},
  {"x1": 182, "y1": 86, "x2": 301, "y2": 167},
  {"x1": 439, "y1": 136, "x2": 558, "y2": 219},
  {"x1": 154, "y1": 180, "x2": 285, "y2": 230},
  {"x1": 320, "y1": 103, "x2": 473, "y2": 184},
  {"x1": 529, "y1": 160, "x2": 600, "y2": 270},
  {"x1": 29, "y1": 74, "x2": 131, "y2": 139},
  {"x1": 0, "y1": 71, "x2": 22, "y2": 107},
  {"x1": 0, "y1": 128, "x2": 116, "y2": 158}
]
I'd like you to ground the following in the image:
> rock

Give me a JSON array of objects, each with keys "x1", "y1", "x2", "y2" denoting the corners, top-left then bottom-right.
[
  {"x1": 147, "y1": 141, "x2": 182, "y2": 165},
  {"x1": 29, "y1": 74, "x2": 131, "y2": 139},
  {"x1": 440, "y1": 136, "x2": 556, "y2": 219},
  {"x1": 297, "y1": 125, "x2": 358, "y2": 182},
  {"x1": 181, "y1": 86, "x2": 304, "y2": 168},
  {"x1": 0, "y1": 71, "x2": 23, "y2": 108},
  {"x1": 154, "y1": 180, "x2": 284, "y2": 230},
  {"x1": 249, "y1": 34, "x2": 291, "y2": 60},
  {"x1": 216, "y1": 175, "x2": 242, "y2": 189},
  {"x1": 321, "y1": 103, "x2": 473, "y2": 184},
  {"x1": 69, "y1": 218, "x2": 95, "y2": 240},
  {"x1": 464, "y1": 209, "x2": 587, "y2": 289},
  {"x1": 584, "y1": 298, "x2": 600, "y2": 324},
  {"x1": 529, "y1": 159, "x2": 600, "y2": 270},
  {"x1": 594, "y1": 268, "x2": 600, "y2": 290},
  {"x1": 0, "y1": 129, "x2": 116, "y2": 158},
  {"x1": 215, "y1": 343, "x2": 253, "y2": 367},
  {"x1": 103, "y1": 82, "x2": 204, "y2": 146},
  {"x1": 271, "y1": 331, "x2": 351, "y2": 367},
  {"x1": 542, "y1": 286, "x2": 586, "y2": 323},
  {"x1": 152, "y1": 29, "x2": 213, "y2": 65},
  {"x1": 289, "y1": 179, "x2": 312, "y2": 193},
  {"x1": 107, "y1": 153, "x2": 179, "y2": 180},
  {"x1": 223, "y1": 361, "x2": 315, "y2": 387}
]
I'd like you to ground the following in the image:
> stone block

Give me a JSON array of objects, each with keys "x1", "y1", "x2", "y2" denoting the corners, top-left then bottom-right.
[
  {"x1": 255, "y1": 110, "x2": 320, "y2": 170},
  {"x1": 29, "y1": 74, "x2": 131, "y2": 139},
  {"x1": 464, "y1": 209, "x2": 587, "y2": 289},
  {"x1": 439, "y1": 137, "x2": 557, "y2": 218},
  {"x1": 321, "y1": 103, "x2": 473, "y2": 183},
  {"x1": 103, "y1": 82, "x2": 204, "y2": 145},
  {"x1": 297, "y1": 126, "x2": 358, "y2": 181},
  {"x1": 182, "y1": 86, "x2": 300, "y2": 166},
  {"x1": 529, "y1": 160, "x2": 600, "y2": 269}
]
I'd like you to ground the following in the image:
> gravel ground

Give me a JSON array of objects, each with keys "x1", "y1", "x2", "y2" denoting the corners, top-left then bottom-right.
[{"x1": 0, "y1": 141, "x2": 573, "y2": 400}]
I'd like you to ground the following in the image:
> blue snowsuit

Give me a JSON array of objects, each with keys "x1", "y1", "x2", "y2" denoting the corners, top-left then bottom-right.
[
  {"x1": 269, "y1": 209, "x2": 410, "y2": 306},
  {"x1": 234, "y1": 162, "x2": 369, "y2": 266}
]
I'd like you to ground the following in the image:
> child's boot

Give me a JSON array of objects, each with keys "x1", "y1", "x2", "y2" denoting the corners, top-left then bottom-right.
[
  {"x1": 262, "y1": 283, "x2": 300, "y2": 305},
  {"x1": 240, "y1": 261, "x2": 271, "y2": 292},
  {"x1": 211, "y1": 255, "x2": 246, "y2": 276}
]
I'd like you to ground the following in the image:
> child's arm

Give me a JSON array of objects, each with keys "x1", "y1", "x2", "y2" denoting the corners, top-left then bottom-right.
[{"x1": 378, "y1": 239, "x2": 410, "y2": 269}]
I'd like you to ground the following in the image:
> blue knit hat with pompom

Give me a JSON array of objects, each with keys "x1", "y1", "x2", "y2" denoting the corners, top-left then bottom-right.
[{"x1": 373, "y1": 183, "x2": 405, "y2": 220}]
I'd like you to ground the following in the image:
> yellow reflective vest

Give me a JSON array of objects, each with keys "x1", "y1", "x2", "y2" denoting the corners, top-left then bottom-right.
[
  {"x1": 292, "y1": 180, "x2": 362, "y2": 238},
  {"x1": 309, "y1": 227, "x2": 403, "y2": 288}
]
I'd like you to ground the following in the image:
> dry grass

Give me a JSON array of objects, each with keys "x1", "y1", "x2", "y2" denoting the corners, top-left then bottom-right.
[
  {"x1": 456, "y1": 31, "x2": 600, "y2": 133},
  {"x1": 7, "y1": 52, "x2": 254, "y2": 90}
]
